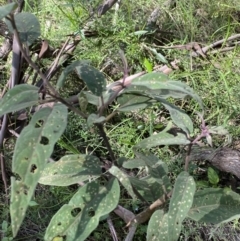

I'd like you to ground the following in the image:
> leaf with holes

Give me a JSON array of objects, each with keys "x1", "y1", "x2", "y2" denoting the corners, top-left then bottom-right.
[
  {"x1": 0, "y1": 2, "x2": 17, "y2": 20},
  {"x1": 188, "y1": 188, "x2": 240, "y2": 224},
  {"x1": 0, "y1": 84, "x2": 39, "y2": 116},
  {"x1": 75, "y1": 64, "x2": 106, "y2": 96},
  {"x1": 135, "y1": 128, "x2": 190, "y2": 149},
  {"x1": 44, "y1": 178, "x2": 120, "y2": 241},
  {"x1": 109, "y1": 166, "x2": 138, "y2": 200},
  {"x1": 39, "y1": 155, "x2": 102, "y2": 186},
  {"x1": 6, "y1": 13, "x2": 40, "y2": 46},
  {"x1": 10, "y1": 103, "x2": 68, "y2": 237},
  {"x1": 117, "y1": 93, "x2": 154, "y2": 112}
]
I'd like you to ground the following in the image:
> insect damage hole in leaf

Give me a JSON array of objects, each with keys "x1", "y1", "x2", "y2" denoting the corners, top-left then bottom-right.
[
  {"x1": 40, "y1": 136, "x2": 49, "y2": 145},
  {"x1": 35, "y1": 120, "x2": 44, "y2": 128},
  {"x1": 30, "y1": 164, "x2": 37, "y2": 173},
  {"x1": 71, "y1": 207, "x2": 81, "y2": 217},
  {"x1": 88, "y1": 208, "x2": 95, "y2": 217}
]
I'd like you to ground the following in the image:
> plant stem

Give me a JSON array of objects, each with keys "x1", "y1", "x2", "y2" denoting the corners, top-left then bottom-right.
[{"x1": 96, "y1": 124, "x2": 116, "y2": 163}]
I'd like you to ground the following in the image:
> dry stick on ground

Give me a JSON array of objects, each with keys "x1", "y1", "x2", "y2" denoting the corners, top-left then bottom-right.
[
  {"x1": 107, "y1": 216, "x2": 119, "y2": 241},
  {"x1": 191, "y1": 33, "x2": 240, "y2": 57},
  {"x1": 126, "y1": 190, "x2": 172, "y2": 228},
  {"x1": 156, "y1": 34, "x2": 240, "y2": 58}
]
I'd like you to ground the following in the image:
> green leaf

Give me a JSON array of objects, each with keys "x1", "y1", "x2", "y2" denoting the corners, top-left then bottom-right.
[
  {"x1": 128, "y1": 72, "x2": 203, "y2": 108},
  {"x1": 207, "y1": 167, "x2": 219, "y2": 185},
  {"x1": 0, "y1": 2, "x2": 17, "y2": 20},
  {"x1": 6, "y1": 13, "x2": 40, "y2": 46},
  {"x1": 44, "y1": 178, "x2": 120, "y2": 241},
  {"x1": 10, "y1": 104, "x2": 68, "y2": 237},
  {"x1": 39, "y1": 155, "x2": 102, "y2": 186},
  {"x1": 56, "y1": 60, "x2": 90, "y2": 90},
  {"x1": 209, "y1": 126, "x2": 229, "y2": 135},
  {"x1": 135, "y1": 127, "x2": 190, "y2": 149},
  {"x1": 144, "y1": 45, "x2": 168, "y2": 64},
  {"x1": 161, "y1": 100, "x2": 193, "y2": 135},
  {"x1": 124, "y1": 154, "x2": 171, "y2": 201},
  {"x1": 122, "y1": 158, "x2": 146, "y2": 169},
  {"x1": 133, "y1": 30, "x2": 149, "y2": 36},
  {"x1": 148, "y1": 172, "x2": 195, "y2": 241},
  {"x1": 109, "y1": 166, "x2": 138, "y2": 200},
  {"x1": 0, "y1": 84, "x2": 39, "y2": 116},
  {"x1": 87, "y1": 114, "x2": 105, "y2": 127},
  {"x1": 143, "y1": 58, "x2": 153, "y2": 72},
  {"x1": 188, "y1": 188, "x2": 240, "y2": 224},
  {"x1": 78, "y1": 91, "x2": 88, "y2": 113},
  {"x1": 117, "y1": 93, "x2": 154, "y2": 112},
  {"x1": 167, "y1": 172, "x2": 196, "y2": 240},
  {"x1": 147, "y1": 210, "x2": 165, "y2": 241},
  {"x1": 75, "y1": 64, "x2": 106, "y2": 96}
]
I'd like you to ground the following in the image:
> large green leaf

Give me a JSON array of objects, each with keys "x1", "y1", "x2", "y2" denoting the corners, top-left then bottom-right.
[
  {"x1": 44, "y1": 178, "x2": 120, "y2": 241},
  {"x1": 161, "y1": 100, "x2": 193, "y2": 135},
  {"x1": 0, "y1": 84, "x2": 39, "y2": 116},
  {"x1": 128, "y1": 72, "x2": 203, "y2": 108},
  {"x1": 188, "y1": 188, "x2": 240, "y2": 224},
  {"x1": 39, "y1": 155, "x2": 102, "y2": 186},
  {"x1": 0, "y1": 2, "x2": 17, "y2": 20},
  {"x1": 124, "y1": 154, "x2": 172, "y2": 201},
  {"x1": 117, "y1": 93, "x2": 154, "y2": 112},
  {"x1": 57, "y1": 60, "x2": 106, "y2": 96},
  {"x1": 10, "y1": 104, "x2": 68, "y2": 237},
  {"x1": 75, "y1": 63, "x2": 106, "y2": 96},
  {"x1": 167, "y1": 172, "x2": 196, "y2": 240},
  {"x1": 56, "y1": 60, "x2": 90, "y2": 89},
  {"x1": 135, "y1": 127, "x2": 190, "y2": 149},
  {"x1": 147, "y1": 172, "x2": 196, "y2": 241},
  {"x1": 6, "y1": 13, "x2": 40, "y2": 46}
]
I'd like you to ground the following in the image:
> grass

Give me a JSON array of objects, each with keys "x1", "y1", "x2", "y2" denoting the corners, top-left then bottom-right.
[{"x1": 2, "y1": 0, "x2": 240, "y2": 240}]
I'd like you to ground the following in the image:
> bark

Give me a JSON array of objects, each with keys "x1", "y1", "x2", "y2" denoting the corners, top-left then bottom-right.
[{"x1": 189, "y1": 147, "x2": 240, "y2": 178}]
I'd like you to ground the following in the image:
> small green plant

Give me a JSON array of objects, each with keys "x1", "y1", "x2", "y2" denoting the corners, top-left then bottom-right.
[{"x1": 1, "y1": 2, "x2": 240, "y2": 241}]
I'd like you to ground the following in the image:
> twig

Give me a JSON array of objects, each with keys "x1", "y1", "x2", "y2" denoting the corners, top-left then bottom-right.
[
  {"x1": 47, "y1": 92, "x2": 87, "y2": 119},
  {"x1": 46, "y1": 37, "x2": 71, "y2": 80},
  {"x1": 96, "y1": 124, "x2": 116, "y2": 162},
  {"x1": 107, "y1": 215, "x2": 119, "y2": 241},
  {"x1": 184, "y1": 143, "x2": 193, "y2": 172},
  {"x1": 0, "y1": 115, "x2": 9, "y2": 202},
  {"x1": 6, "y1": 15, "x2": 59, "y2": 96},
  {"x1": 191, "y1": 34, "x2": 240, "y2": 57},
  {"x1": 126, "y1": 190, "x2": 172, "y2": 227}
]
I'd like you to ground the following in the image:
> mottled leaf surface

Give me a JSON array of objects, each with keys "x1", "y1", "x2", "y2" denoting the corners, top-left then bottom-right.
[
  {"x1": 10, "y1": 104, "x2": 68, "y2": 237},
  {"x1": 44, "y1": 178, "x2": 120, "y2": 241},
  {"x1": 135, "y1": 128, "x2": 190, "y2": 149},
  {"x1": 109, "y1": 166, "x2": 137, "y2": 200},
  {"x1": 0, "y1": 84, "x2": 39, "y2": 116},
  {"x1": 39, "y1": 155, "x2": 102, "y2": 186},
  {"x1": 6, "y1": 13, "x2": 40, "y2": 45},
  {"x1": 188, "y1": 188, "x2": 240, "y2": 224}
]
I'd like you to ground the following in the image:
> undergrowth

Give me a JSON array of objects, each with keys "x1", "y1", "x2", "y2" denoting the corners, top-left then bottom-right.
[{"x1": 1, "y1": 0, "x2": 240, "y2": 240}]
